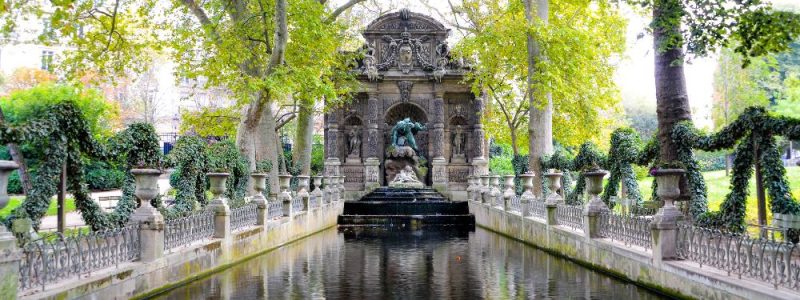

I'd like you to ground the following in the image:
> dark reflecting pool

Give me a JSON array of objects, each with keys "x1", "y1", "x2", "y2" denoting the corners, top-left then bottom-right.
[{"x1": 154, "y1": 227, "x2": 667, "y2": 299}]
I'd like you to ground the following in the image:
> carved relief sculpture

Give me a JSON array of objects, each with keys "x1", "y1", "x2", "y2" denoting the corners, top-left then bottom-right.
[
  {"x1": 452, "y1": 125, "x2": 466, "y2": 163},
  {"x1": 391, "y1": 118, "x2": 426, "y2": 154},
  {"x1": 363, "y1": 42, "x2": 379, "y2": 81},
  {"x1": 348, "y1": 127, "x2": 361, "y2": 157},
  {"x1": 398, "y1": 80, "x2": 413, "y2": 102}
]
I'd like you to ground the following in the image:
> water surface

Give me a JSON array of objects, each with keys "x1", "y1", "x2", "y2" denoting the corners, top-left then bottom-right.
[{"x1": 155, "y1": 227, "x2": 667, "y2": 299}]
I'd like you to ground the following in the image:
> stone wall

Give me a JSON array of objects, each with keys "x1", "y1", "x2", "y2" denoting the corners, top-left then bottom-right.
[
  {"x1": 22, "y1": 202, "x2": 344, "y2": 300},
  {"x1": 470, "y1": 203, "x2": 800, "y2": 300}
]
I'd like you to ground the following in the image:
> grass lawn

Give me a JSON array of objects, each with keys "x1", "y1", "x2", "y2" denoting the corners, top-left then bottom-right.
[
  {"x1": 637, "y1": 166, "x2": 800, "y2": 225},
  {"x1": 0, "y1": 196, "x2": 76, "y2": 218}
]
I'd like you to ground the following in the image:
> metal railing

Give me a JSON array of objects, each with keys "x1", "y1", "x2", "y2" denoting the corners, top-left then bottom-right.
[
  {"x1": 508, "y1": 195, "x2": 521, "y2": 213},
  {"x1": 231, "y1": 202, "x2": 258, "y2": 232},
  {"x1": 598, "y1": 212, "x2": 652, "y2": 250},
  {"x1": 555, "y1": 204, "x2": 583, "y2": 231},
  {"x1": 164, "y1": 209, "x2": 214, "y2": 250},
  {"x1": 19, "y1": 225, "x2": 140, "y2": 291},
  {"x1": 530, "y1": 200, "x2": 547, "y2": 219},
  {"x1": 309, "y1": 196, "x2": 320, "y2": 210},
  {"x1": 291, "y1": 198, "x2": 305, "y2": 213},
  {"x1": 676, "y1": 223, "x2": 800, "y2": 289},
  {"x1": 267, "y1": 201, "x2": 283, "y2": 220}
]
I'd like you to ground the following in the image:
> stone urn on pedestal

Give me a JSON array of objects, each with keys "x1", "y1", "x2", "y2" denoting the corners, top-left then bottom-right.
[
  {"x1": 311, "y1": 176, "x2": 324, "y2": 207},
  {"x1": 503, "y1": 175, "x2": 516, "y2": 211},
  {"x1": 297, "y1": 175, "x2": 310, "y2": 211},
  {"x1": 651, "y1": 168, "x2": 686, "y2": 262},
  {"x1": 489, "y1": 175, "x2": 502, "y2": 207},
  {"x1": 519, "y1": 173, "x2": 536, "y2": 216},
  {"x1": 278, "y1": 174, "x2": 293, "y2": 216},
  {"x1": 544, "y1": 170, "x2": 564, "y2": 205},
  {"x1": 582, "y1": 169, "x2": 609, "y2": 238},
  {"x1": 250, "y1": 173, "x2": 268, "y2": 203},
  {"x1": 131, "y1": 168, "x2": 166, "y2": 261},
  {"x1": 480, "y1": 175, "x2": 491, "y2": 204},
  {"x1": 207, "y1": 172, "x2": 232, "y2": 239}
]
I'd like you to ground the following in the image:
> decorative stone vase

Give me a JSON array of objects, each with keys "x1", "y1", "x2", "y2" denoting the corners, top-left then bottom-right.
[
  {"x1": 132, "y1": 168, "x2": 162, "y2": 208},
  {"x1": 251, "y1": 173, "x2": 268, "y2": 195},
  {"x1": 297, "y1": 175, "x2": 310, "y2": 196},
  {"x1": 0, "y1": 161, "x2": 19, "y2": 212},
  {"x1": 652, "y1": 169, "x2": 685, "y2": 223},
  {"x1": 503, "y1": 175, "x2": 516, "y2": 199},
  {"x1": 543, "y1": 171, "x2": 563, "y2": 204},
  {"x1": 312, "y1": 176, "x2": 323, "y2": 192},
  {"x1": 583, "y1": 170, "x2": 609, "y2": 212},
  {"x1": 480, "y1": 175, "x2": 491, "y2": 204},
  {"x1": 207, "y1": 172, "x2": 230, "y2": 200},
  {"x1": 490, "y1": 175, "x2": 502, "y2": 206},
  {"x1": 279, "y1": 174, "x2": 292, "y2": 197}
]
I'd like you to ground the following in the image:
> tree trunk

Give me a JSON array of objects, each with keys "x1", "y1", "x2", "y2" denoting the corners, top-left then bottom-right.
[
  {"x1": 526, "y1": 0, "x2": 553, "y2": 198},
  {"x1": 236, "y1": 93, "x2": 280, "y2": 197},
  {"x1": 0, "y1": 106, "x2": 32, "y2": 195},
  {"x1": 653, "y1": 0, "x2": 692, "y2": 163},
  {"x1": 292, "y1": 97, "x2": 314, "y2": 175},
  {"x1": 510, "y1": 129, "x2": 519, "y2": 157}
]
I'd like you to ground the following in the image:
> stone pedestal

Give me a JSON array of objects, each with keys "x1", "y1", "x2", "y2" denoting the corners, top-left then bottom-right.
[
  {"x1": 503, "y1": 175, "x2": 515, "y2": 211},
  {"x1": 489, "y1": 175, "x2": 502, "y2": 208},
  {"x1": 278, "y1": 175, "x2": 293, "y2": 216},
  {"x1": 582, "y1": 170, "x2": 609, "y2": 239},
  {"x1": 311, "y1": 176, "x2": 323, "y2": 209},
  {"x1": 324, "y1": 158, "x2": 341, "y2": 177},
  {"x1": 297, "y1": 175, "x2": 310, "y2": 212},
  {"x1": 0, "y1": 161, "x2": 20, "y2": 298},
  {"x1": 207, "y1": 173, "x2": 231, "y2": 240},
  {"x1": 651, "y1": 169, "x2": 685, "y2": 264},
  {"x1": 364, "y1": 157, "x2": 380, "y2": 192},
  {"x1": 131, "y1": 168, "x2": 165, "y2": 262},
  {"x1": 251, "y1": 173, "x2": 268, "y2": 225},
  {"x1": 520, "y1": 173, "x2": 535, "y2": 217},
  {"x1": 432, "y1": 157, "x2": 448, "y2": 193},
  {"x1": 480, "y1": 175, "x2": 491, "y2": 205}
]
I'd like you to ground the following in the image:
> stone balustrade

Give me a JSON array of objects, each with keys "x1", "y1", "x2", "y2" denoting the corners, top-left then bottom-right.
[
  {"x1": 466, "y1": 168, "x2": 800, "y2": 299},
  {"x1": 4, "y1": 167, "x2": 345, "y2": 297}
]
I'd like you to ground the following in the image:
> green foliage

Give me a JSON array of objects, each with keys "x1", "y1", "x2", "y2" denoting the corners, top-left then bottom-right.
[
  {"x1": 310, "y1": 138, "x2": 324, "y2": 176},
  {"x1": 673, "y1": 107, "x2": 800, "y2": 232},
  {"x1": 453, "y1": 0, "x2": 627, "y2": 147},
  {"x1": 179, "y1": 107, "x2": 240, "y2": 138},
  {"x1": 206, "y1": 140, "x2": 249, "y2": 207},
  {"x1": 0, "y1": 84, "x2": 118, "y2": 139},
  {"x1": 7, "y1": 171, "x2": 22, "y2": 195},
  {"x1": 166, "y1": 136, "x2": 209, "y2": 215},
  {"x1": 84, "y1": 161, "x2": 125, "y2": 191},
  {"x1": 0, "y1": 101, "x2": 162, "y2": 231}
]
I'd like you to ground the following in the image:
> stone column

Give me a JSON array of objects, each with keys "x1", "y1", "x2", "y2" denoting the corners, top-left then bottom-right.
[
  {"x1": 278, "y1": 174, "x2": 293, "y2": 217},
  {"x1": 582, "y1": 170, "x2": 609, "y2": 239},
  {"x1": 130, "y1": 168, "x2": 165, "y2": 262},
  {"x1": 338, "y1": 176, "x2": 347, "y2": 201},
  {"x1": 520, "y1": 173, "x2": 535, "y2": 217},
  {"x1": 431, "y1": 90, "x2": 448, "y2": 192},
  {"x1": 324, "y1": 109, "x2": 342, "y2": 177},
  {"x1": 651, "y1": 169, "x2": 685, "y2": 264},
  {"x1": 251, "y1": 173, "x2": 268, "y2": 225},
  {"x1": 297, "y1": 175, "x2": 310, "y2": 212},
  {"x1": 503, "y1": 175, "x2": 515, "y2": 211},
  {"x1": 207, "y1": 172, "x2": 231, "y2": 240},
  {"x1": 364, "y1": 92, "x2": 381, "y2": 191},
  {"x1": 0, "y1": 161, "x2": 21, "y2": 298},
  {"x1": 466, "y1": 176, "x2": 475, "y2": 202}
]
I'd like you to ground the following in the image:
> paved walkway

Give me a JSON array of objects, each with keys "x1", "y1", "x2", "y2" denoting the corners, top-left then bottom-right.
[{"x1": 38, "y1": 177, "x2": 172, "y2": 231}]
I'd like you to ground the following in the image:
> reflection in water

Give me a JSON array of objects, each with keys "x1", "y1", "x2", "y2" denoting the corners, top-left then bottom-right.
[{"x1": 155, "y1": 227, "x2": 666, "y2": 299}]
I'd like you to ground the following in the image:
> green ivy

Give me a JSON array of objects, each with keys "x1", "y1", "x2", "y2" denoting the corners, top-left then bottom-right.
[
  {"x1": 0, "y1": 103, "x2": 162, "y2": 230},
  {"x1": 166, "y1": 136, "x2": 209, "y2": 216}
]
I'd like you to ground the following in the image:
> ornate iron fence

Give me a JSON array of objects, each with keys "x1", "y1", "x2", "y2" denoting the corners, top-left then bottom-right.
[
  {"x1": 556, "y1": 204, "x2": 583, "y2": 231},
  {"x1": 598, "y1": 212, "x2": 652, "y2": 250},
  {"x1": 508, "y1": 195, "x2": 521, "y2": 213},
  {"x1": 19, "y1": 225, "x2": 140, "y2": 291},
  {"x1": 268, "y1": 201, "x2": 283, "y2": 220},
  {"x1": 291, "y1": 198, "x2": 305, "y2": 213},
  {"x1": 231, "y1": 202, "x2": 258, "y2": 231},
  {"x1": 164, "y1": 209, "x2": 214, "y2": 250},
  {"x1": 530, "y1": 200, "x2": 547, "y2": 219},
  {"x1": 676, "y1": 223, "x2": 800, "y2": 289}
]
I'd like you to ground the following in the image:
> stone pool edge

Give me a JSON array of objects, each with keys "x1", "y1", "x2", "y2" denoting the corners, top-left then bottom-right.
[
  {"x1": 23, "y1": 202, "x2": 344, "y2": 300},
  {"x1": 470, "y1": 202, "x2": 799, "y2": 300}
]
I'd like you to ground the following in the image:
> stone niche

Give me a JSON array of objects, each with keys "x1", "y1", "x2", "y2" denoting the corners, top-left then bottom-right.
[{"x1": 323, "y1": 8, "x2": 487, "y2": 197}]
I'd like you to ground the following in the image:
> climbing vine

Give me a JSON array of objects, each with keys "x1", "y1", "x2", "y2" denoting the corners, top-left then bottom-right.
[
  {"x1": 673, "y1": 107, "x2": 800, "y2": 232},
  {"x1": 0, "y1": 103, "x2": 162, "y2": 230}
]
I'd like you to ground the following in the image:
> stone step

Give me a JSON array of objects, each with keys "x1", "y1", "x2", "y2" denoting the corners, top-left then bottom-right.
[
  {"x1": 343, "y1": 201, "x2": 470, "y2": 215},
  {"x1": 359, "y1": 195, "x2": 446, "y2": 202},
  {"x1": 337, "y1": 214, "x2": 475, "y2": 226}
]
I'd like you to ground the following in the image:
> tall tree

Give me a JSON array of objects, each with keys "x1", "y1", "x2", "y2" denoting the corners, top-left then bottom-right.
[
  {"x1": 2, "y1": 0, "x2": 362, "y2": 193},
  {"x1": 525, "y1": 0, "x2": 552, "y2": 197}
]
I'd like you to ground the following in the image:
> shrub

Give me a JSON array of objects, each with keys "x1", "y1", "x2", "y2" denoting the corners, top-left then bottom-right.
[
  {"x1": 8, "y1": 171, "x2": 22, "y2": 194},
  {"x1": 84, "y1": 164, "x2": 125, "y2": 190}
]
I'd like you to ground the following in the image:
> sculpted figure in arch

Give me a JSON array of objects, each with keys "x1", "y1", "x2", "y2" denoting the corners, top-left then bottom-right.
[
  {"x1": 391, "y1": 118, "x2": 426, "y2": 153},
  {"x1": 452, "y1": 125, "x2": 465, "y2": 156},
  {"x1": 348, "y1": 127, "x2": 361, "y2": 157}
]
